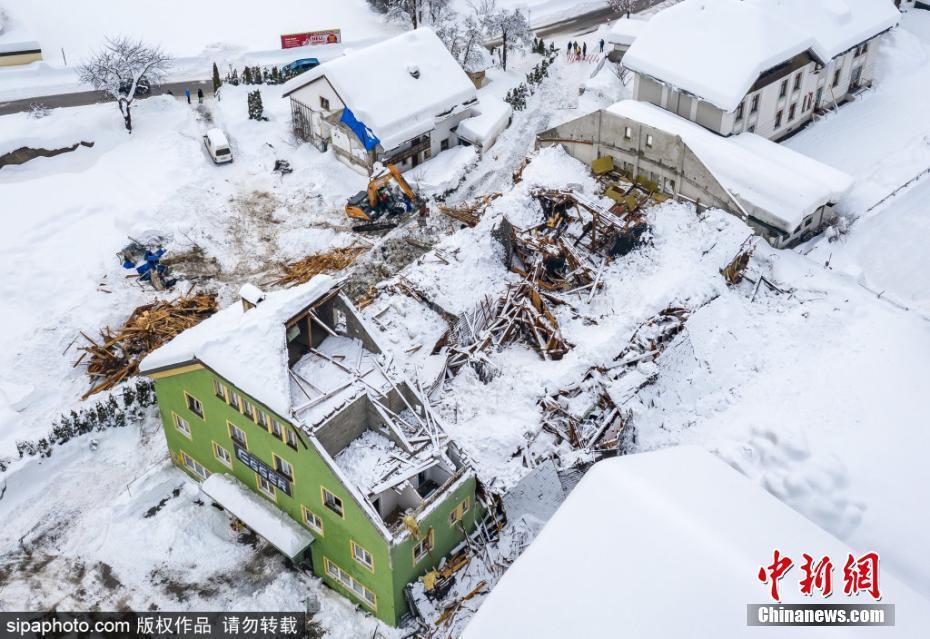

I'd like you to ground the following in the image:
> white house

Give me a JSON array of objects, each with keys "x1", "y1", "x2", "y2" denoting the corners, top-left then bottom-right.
[
  {"x1": 282, "y1": 28, "x2": 478, "y2": 174},
  {"x1": 623, "y1": 0, "x2": 901, "y2": 141},
  {"x1": 463, "y1": 447, "x2": 930, "y2": 639},
  {"x1": 538, "y1": 100, "x2": 853, "y2": 248}
]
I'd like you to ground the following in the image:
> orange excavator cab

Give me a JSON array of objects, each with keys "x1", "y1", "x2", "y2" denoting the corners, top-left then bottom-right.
[{"x1": 345, "y1": 163, "x2": 420, "y2": 231}]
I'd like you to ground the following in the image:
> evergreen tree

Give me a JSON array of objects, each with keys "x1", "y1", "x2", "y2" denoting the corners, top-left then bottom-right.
[
  {"x1": 243, "y1": 66, "x2": 253, "y2": 84},
  {"x1": 212, "y1": 62, "x2": 222, "y2": 93},
  {"x1": 230, "y1": 68, "x2": 240, "y2": 86},
  {"x1": 253, "y1": 66, "x2": 263, "y2": 84},
  {"x1": 248, "y1": 89, "x2": 264, "y2": 120},
  {"x1": 271, "y1": 66, "x2": 281, "y2": 84}
]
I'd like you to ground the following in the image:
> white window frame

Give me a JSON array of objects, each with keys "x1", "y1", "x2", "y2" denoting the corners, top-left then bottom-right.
[
  {"x1": 351, "y1": 540, "x2": 375, "y2": 572},
  {"x1": 213, "y1": 441, "x2": 233, "y2": 469},
  {"x1": 324, "y1": 558, "x2": 377, "y2": 610},
  {"x1": 322, "y1": 487, "x2": 344, "y2": 518},
  {"x1": 412, "y1": 528, "x2": 434, "y2": 563},
  {"x1": 302, "y1": 506, "x2": 324, "y2": 535},
  {"x1": 257, "y1": 474, "x2": 276, "y2": 501},
  {"x1": 180, "y1": 451, "x2": 208, "y2": 480},
  {"x1": 173, "y1": 412, "x2": 192, "y2": 439}
]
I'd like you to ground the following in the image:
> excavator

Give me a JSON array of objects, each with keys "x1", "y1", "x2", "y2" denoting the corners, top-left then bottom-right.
[{"x1": 345, "y1": 163, "x2": 422, "y2": 232}]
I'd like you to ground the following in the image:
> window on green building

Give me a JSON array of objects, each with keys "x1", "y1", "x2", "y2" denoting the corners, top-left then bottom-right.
[
  {"x1": 351, "y1": 540, "x2": 374, "y2": 571},
  {"x1": 324, "y1": 558, "x2": 377, "y2": 610},
  {"x1": 180, "y1": 451, "x2": 208, "y2": 479},
  {"x1": 412, "y1": 528, "x2": 434, "y2": 563},
  {"x1": 270, "y1": 419, "x2": 283, "y2": 440},
  {"x1": 173, "y1": 413, "x2": 192, "y2": 439},
  {"x1": 302, "y1": 506, "x2": 324, "y2": 535},
  {"x1": 229, "y1": 389, "x2": 242, "y2": 411},
  {"x1": 227, "y1": 421, "x2": 248, "y2": 449},
  {"x1": 185, "y1": 392, "x2": 204, "y2": 418},
  {"x1": 213, "y1": 442, "x2": 232, "y2": 469},
  {"x1": 449, "y1": 497, "x2": 471, "y2": 526},
  {"x1": 257, "y1": 475, "x2": 276, "y2": 501},
  {"x1": 213, "y1": 379, "x2": 227, "y2": 401},
  {"x1": 286, "y1": 428, "x2": 299, "y2": 450},
  {"x1": 322, "y1": 487, "x2": 344, "y2": 517},
  {"x1": 273, "y1": 454, "x2": 294, "y2": 480}
]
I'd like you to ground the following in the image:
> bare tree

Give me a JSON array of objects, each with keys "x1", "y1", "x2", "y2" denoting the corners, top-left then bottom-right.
[
  {"x1": 78, "y1": 37, "x2": 170, "y2": 134},
  {"x1": 384, "y1": 0, "x2": 451, "y2": 29},
  {"x1": 608, "y1": 0, "x2": 636, "y2": 18},
  {"x1": 480, "y1": 1, "x2": 533, "y2": 71}
]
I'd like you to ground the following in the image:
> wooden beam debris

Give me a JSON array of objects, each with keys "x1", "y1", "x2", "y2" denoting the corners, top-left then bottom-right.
[{"x1": 76, "y1": 293, "x2": 218, "y2": 399}]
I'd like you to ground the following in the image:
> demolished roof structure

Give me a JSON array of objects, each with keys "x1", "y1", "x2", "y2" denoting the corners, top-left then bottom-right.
[
  {"x1": 605, "y1": 100, "x2": 853, "y2": 233},
  {"x1": 282, "y1": 28, "x2": 477, "y2": 150},
  {"x1": 140, "y1": 275, "x2": 473, "y2": 540},
  {"x1": 623, "y1": 0, "x2": 901, "y2": 112}
]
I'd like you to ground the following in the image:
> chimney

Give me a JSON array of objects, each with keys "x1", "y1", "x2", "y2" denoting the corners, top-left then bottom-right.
[
  {"x1": 407, "y1": 64, "x2": 420, "y2": 79},
  {"x1": 239, "y1": 283, "x2": 266, "y2": 311}
]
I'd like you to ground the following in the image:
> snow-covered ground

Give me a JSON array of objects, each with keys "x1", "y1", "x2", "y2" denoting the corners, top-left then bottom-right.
[{"x1": 1, "y1": 6, "x2": 929, "y2": 637}]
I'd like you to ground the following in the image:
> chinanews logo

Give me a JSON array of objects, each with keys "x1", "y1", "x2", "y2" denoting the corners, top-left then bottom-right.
[{"x1": 747, "y1": 550, "x2": 895, "y2": 627}]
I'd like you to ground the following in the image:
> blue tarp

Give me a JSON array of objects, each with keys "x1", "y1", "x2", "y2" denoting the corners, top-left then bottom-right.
[{"x1": 340, "y1": 107, "x2": 380, "y2": 151}]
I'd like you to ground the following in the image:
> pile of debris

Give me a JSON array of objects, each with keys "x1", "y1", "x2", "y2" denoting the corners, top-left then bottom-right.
[
  {"x1": 535, "y1": 369, "x2": 628, "y2": 463},
  {"x1": 437, "y1": 193, "x2": 500, "y2": 228},
  {"x1": 523, "y1": 306, "x2": 690, "y2": 468},
  {"x1": 269, "y1": 246, "x2": 367, "y2": 288},
  {"x1": 76, "y1": 293, "x2": 217, "y2": 398},
  {"x1": 434, "y1": 280, "x2": 571, "y2": 382}
]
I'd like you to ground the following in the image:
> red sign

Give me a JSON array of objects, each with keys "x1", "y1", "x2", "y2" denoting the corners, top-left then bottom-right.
[
  {"x1": 757, "y1": 549, "x2": 883, "y2": 601},
  {"x1": 280, "y1": 29, "x2": 341, "y2": 49}
]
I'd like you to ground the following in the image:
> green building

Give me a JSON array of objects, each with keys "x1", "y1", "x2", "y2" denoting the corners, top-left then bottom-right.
[{"x1": 139, "y1": 275, "x2": 479, "y2": 625}]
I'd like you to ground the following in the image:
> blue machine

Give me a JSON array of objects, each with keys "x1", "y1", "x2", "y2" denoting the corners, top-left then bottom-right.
[{"x1": 119, "y1": 241, "x2": 174, "y2": 289}]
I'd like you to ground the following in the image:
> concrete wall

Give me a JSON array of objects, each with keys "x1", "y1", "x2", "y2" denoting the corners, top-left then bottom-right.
[{"x1": 536, "y1": 109, "x2": 818, "y2": 248}]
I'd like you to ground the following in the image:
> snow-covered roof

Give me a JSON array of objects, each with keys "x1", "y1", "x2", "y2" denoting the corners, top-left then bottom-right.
[
  {"x1": 605, "y1": 17, "x2": 648, "y2": 47},
  {"x1": 201, "y1": 473, "x2": 314, "y2": 558},
  {"x1": 463, "y1": 446, "x2": 930, "y2": 638},
  {"x1": 623, "y1": 0, "x2": 900, "y2": 112},
  {"x1": 0, "y1": 8, "x2": 41, "y2": 56},
  {"x1": 205, "y1": 128, "x2": 229, "y2": 148},
  {"x1": 282, "y1": 28, "x2": 477, "y2": 150},
  {"x1": 606, "y1": 100, "x2": 853, "y2": 232},
  {"x1": 139, "y1": 275, "x2": 340, "y2": 418},
  {"x1": 457, "y1": 97, "x2": 512, "y2": 148}
]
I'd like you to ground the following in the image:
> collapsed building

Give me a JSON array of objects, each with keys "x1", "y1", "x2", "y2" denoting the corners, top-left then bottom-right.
[
  {"x1": 139, "y1": 275, "x2": 481, "y2": 626},
  {"x1": 537, "y1": 99, "x2": 854, "y2": 248}
]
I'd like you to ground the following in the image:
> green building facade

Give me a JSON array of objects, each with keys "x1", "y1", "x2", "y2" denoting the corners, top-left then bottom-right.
[{"x1": 141, "y1": 276, "x2": 479, "y2": 625}]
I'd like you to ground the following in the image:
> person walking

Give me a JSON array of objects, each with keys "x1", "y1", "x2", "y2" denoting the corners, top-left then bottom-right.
[
  {"x1": 599, "y1": 38, "x2": 605, "y2": 53},
  {"x1": 197, "y1": 88, "x2": 204, "y2": 104},
  {"x1": 184, "y1": 88, "x2": 191, "y2": 104},
  {"x1": 582, "y1": 41, "x2": 587, "y2": 58}
]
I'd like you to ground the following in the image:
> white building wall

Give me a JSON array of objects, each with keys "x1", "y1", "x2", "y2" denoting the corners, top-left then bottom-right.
[{"x1": 630, "y1": 32, "x2": 888, "y2": 142}]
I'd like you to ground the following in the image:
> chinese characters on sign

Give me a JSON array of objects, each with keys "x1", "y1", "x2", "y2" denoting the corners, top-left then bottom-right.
[
  {"x1": 280, "y1": 29, "x2": 342, "y2": 49},
  {"x1": 757, "y1": 549, "x2": 881, "y2": 601}
]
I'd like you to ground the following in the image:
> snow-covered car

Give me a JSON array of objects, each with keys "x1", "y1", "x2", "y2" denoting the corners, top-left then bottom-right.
[{"x1": 203, "y1": 128, "x2": 233, "y2": 164}]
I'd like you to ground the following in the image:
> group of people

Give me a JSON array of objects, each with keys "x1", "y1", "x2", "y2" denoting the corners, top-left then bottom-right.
[
  {"x1": 183, "y1": 88, "x2": 205, "y2": 104},
  {"x1": 565, "y1": 38, "x2": 606, "y2": 61}
]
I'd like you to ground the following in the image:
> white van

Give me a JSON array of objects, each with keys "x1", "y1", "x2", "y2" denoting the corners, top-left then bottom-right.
[{"x1": 203, "y1": 128, "x2": 233, "y2": 164}]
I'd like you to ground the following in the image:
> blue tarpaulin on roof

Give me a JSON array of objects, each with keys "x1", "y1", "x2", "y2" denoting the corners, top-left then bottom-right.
[{"x1": 340, "y1": 107, "x2": 380, "y2": 151}]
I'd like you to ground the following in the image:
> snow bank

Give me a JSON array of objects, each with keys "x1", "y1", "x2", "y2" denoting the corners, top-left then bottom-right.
[
  {"x1": 283, "y1": 28, "x2": 477, "y2": 151},
  {"x1": 463, "y1": 447, "x2": 930, "y2": 638},
  {"x1": 624, "y1": 0, "x2": 900, "y2": 112},
  {"x1": 606, "y1": 100, "x2": 853, "y2": 232},
  {"x1": 457, "y1": 97, "x2": 512, "y2": 149},
  {"x1": 201, "y1": 473, "x2": 315, "y2": 558},
  {"x1": 407, "y1": 145, "x2": 477, "y2": 194}
]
